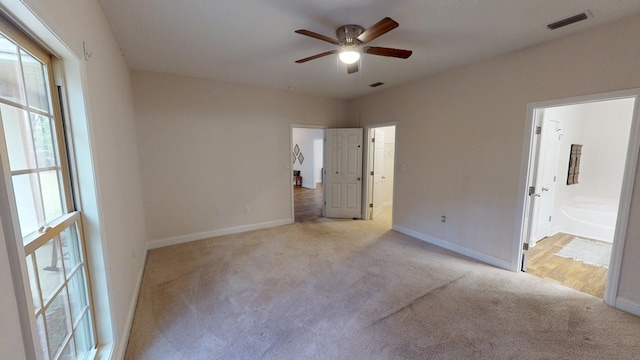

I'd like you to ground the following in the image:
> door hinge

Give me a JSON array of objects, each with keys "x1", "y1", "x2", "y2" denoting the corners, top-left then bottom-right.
[
  {"x1": 324, "y1": 201, "x2": 326, "y2": 205},
  {"x1": 523, "y1": 243, "x2": 529, "y2": 251},
  {"x1": 528, "y1": 186, "x2": 535, "y2": 196},
  {"x1": 369, "y1": 203, "x2": 373, "y2": 208},
  {"x1": 536, "y1": 126, "x2": 542, "y2": 135},
  {"x1": 548, "y1": 216, "x2": 552, "y2": 222},
  {"x1": 370, "y1": 171, "x2": 374, "y2": 175},
  {"x1": 371, "y1": 137, "x2": 375, "y2": 143}
]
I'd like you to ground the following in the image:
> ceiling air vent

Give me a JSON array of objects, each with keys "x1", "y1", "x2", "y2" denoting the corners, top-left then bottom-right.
[
  {"x1": 370, "y1": 82, "x2": 384, "y2": 88},
  {"x1": 547, "y1": 11, "x2": 592, "y2": 30}
]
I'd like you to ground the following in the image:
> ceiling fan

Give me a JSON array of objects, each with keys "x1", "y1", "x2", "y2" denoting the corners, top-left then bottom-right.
[{"x1": 295, "y1": 17, "x2": 413, "y2": 74}]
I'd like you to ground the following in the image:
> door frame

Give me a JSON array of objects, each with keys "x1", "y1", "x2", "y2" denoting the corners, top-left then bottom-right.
[
  {"x1": 514, "y1": 88, "x2": 640, "y2": 307},
  {"x1": 363, "y1": 122, "x2": 397, "y2": 221},
  {"x1": 290, "y1": 124, "x2": 326, "y2": 221}
]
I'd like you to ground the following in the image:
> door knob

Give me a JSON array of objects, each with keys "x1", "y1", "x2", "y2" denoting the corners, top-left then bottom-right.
[{"x1": 357, "y1": 177, "x2": 361, "y2": 181}]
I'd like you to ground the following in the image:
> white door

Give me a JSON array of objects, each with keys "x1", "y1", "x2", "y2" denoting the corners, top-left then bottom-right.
[
  {"x1": 324, "y1": 128, "x2": 363, "y2": 218},
  {"x1": 371, "y1": 129, "x2": 385, "y2": 219},
  {"x1": 531, "y1": 118, "x2": 563, "y2": 245}
]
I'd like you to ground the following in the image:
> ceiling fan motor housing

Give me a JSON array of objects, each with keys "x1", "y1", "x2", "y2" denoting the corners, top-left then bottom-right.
[{"x1": 336, "y1": 25, "x2": 364, "y2": 46}]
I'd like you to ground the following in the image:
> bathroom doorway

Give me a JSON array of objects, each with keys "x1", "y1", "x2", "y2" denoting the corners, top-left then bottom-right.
[{"x1": 518, "y1": 91, "x2": 640, "y2": 301}]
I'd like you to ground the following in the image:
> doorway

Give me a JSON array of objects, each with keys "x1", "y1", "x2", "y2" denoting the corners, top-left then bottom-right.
[
  {"x1": 291, "y1": 126, "x2": 325, "y2": 222},
  {"x1": 364, "y1": 124, "x2": 397, "y2": 221},
  {"x1": 517, "y1": 90, "x2": 640, "y2": 304}
]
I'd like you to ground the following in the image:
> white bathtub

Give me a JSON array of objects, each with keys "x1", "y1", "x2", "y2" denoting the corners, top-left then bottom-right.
[{"x1": 560, "y1": 196, "x2": 618, "y2": 242}]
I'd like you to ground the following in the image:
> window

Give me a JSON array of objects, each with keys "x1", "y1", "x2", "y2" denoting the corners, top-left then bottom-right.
[
  {"x1": 567, "y1": 144, "x2": 582, "y2": 185},
  {"x1": 0, "y1": 18, "x2": 97, "y2": 360}
]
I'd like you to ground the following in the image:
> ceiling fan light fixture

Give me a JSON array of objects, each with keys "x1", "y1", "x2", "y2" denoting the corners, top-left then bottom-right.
[{"x1": 339, "y1": 50, "x2": 360, "y2": 64}]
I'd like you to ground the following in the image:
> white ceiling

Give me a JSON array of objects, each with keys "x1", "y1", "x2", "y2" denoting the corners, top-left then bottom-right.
[{"x1": 98, "y1": 0, "x2": 640, "y2": 100}]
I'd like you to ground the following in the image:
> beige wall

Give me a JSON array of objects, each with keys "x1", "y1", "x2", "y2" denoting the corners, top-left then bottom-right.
[
  {"x1": 0, "y1": 0, "x2": 147, "y2": 358},
  {"x1": 352, "y1": 15, "x2": 640, "y2": 304},
  {"x1": 132, "y1": 71, "x2": 346, "y2": 242}
]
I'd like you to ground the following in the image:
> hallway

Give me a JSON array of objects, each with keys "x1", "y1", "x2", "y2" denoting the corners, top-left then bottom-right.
[{"x1": 294, "y1": 183, "x2": 323, "y2": 222}]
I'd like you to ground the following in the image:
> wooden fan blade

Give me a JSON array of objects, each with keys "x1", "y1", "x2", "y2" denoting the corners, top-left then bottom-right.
[
  {"x1": 295, "y1": 50, "x2": 338, "y2": 63},
  {"x1": 347, "y1": 62, "x2": 359, "y2": 74},
  {"x1": 357, "y1": 17, "x2": 399, "y2": 44},
  {"x1": 363, "y1": 46, "x2": 412, "y2": 59},
  {"x1": 295, "y1": 29, "x2": 340, "y2": 45}
]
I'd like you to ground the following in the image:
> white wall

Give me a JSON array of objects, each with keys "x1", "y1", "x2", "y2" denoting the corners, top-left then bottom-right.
[
  {"x1": 379, "y1": 126, "x2": 396, "y2": 206},
  {"x1": 314, "y1": 139, "x2": 323, "y2": 185},
  {"x1": 547, "y1": 99, "x2": 634, "y2": 240},
  {"x1": 350, "y1": 14, "x2": 640, "y2": 306},
  {"x1": 579, "y1": 100, "x2": 634, "y2": 199},
  {"x1": 0, "y1": 1, "x2": 147, "y2": 358},
  {"x1": 292, "y1": 128, "x2": 324, "y2": 189},
  {"x1": 133, "y1": 71, "x2": 345, "y2": 243}
]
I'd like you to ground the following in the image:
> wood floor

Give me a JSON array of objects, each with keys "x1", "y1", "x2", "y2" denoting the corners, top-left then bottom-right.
[
  {"x1": 294, "y1": 183, "x2": 323, "y2": 222},
  {"x1": 526, "y1": 232, "x2": 608, "y2": 298}
]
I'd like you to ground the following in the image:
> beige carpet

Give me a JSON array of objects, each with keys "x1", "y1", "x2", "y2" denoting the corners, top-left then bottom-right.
[{"x1": 125, "y1": 212, "x2": 640, "y2": 359}]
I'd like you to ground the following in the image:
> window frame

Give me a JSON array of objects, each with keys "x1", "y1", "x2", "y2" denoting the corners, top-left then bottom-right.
[{"x1": 0, "y1": 14, "x2": 98, "y2": 360}]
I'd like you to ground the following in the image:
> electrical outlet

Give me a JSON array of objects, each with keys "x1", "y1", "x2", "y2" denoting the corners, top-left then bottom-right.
[
  {"x1": 217, "y1": 208, "x2": 223, "y2": 216},
  {"x1": 441, "y1": 215, "x2": 446, "y2": 223},
  {"x1": 244, "y1": 206, "x2": 250, "y2": 213}
]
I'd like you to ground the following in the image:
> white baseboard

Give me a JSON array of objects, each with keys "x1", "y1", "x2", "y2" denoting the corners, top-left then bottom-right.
[
  {"x1": 301, "y1": 182, "x2": 316, "y2": 189},
  {"x1": 148, "y1": 218, "x2": 293, "y2": 250},
  {"x1": 392, "y1": 224, "x2": 512, "y2": 270},
  {"x1": 615, "y1": 296, "x2": 640, "y2": 317},
  {"x1": 114, "y1": 245, "x2": 149, "y2": 359}
]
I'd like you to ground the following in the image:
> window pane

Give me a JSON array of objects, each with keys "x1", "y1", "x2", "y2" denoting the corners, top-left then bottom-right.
[
  {"x1": 1, "y1": 104, "x2": 36, "y2": 171},
  {"x1": 12, "y1": 173, "x2": 42, "y2": 237},
  {"x1": 26, "y1": 254, "x2": 42, "y2": 311},
  {"x1": 0, "y1": 34, "x2": 27, "y2": 105},
  {"x1": 67, "y1": 269, "x2": 88, "y2": 323},
  {"x1": 31, "y1": 113, "x2": 57, "y2": 168},
  {"x1": 36, "y1": 314, "x2": 50, "y2": 360},
  {"x1": 35, "y1": 237, "x2": 64, "y2": 303},
  {"x1": 74, "y1": 312, "x2": 94, "y2": 357},
  {"x1": 20, "y1": 49, "x2": 50, "y2": 113},
  {"x1": 45, "y1": 288, "x2": 72, "y2": 358},
  {"x1": 58, "y1": 337, "x2": 75, "y2": 360},
  {"x1": 60, "y1": 224, "x2": 82, "y2": 276},
  {"x1": 40, "y1": 170, "x2": 63, "y2": 223}
]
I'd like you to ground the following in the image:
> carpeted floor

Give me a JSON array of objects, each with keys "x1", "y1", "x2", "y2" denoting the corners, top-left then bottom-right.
[{"x1": 125, "y1": 213, "x2": 640, "y2": 359}]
